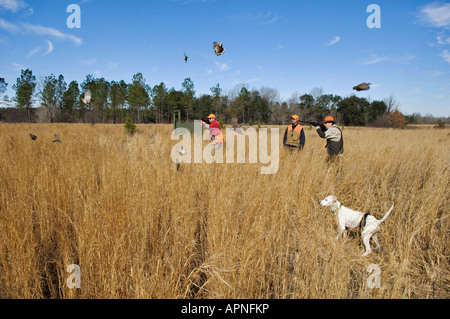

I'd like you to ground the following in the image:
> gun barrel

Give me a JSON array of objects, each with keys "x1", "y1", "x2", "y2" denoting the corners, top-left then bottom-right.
[{"x1": 298, "y1": 120, "x2": 316, "y2": 125}]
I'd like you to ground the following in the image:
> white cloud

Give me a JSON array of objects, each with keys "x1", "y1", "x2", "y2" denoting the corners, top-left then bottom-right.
[
  {"x1": 25, "y1": 40, "x2": 53, "y2": 59},
  {"x1": 262, "y1": 12, "x2": 280, "y2": 25},
  {"x1": 440, "y1": 49, "x2": 450, "y2": 64},
  {"x1": 245, "y1": 78, "x2": 261, "y2": 84},
  {"x1": 428, "y1": 70, "x2": 444, "y2": 77},
  {"x1": 215, "y1": 61, "x2": 230, "y2": 71},
  {"x1": 0, "y1": 18, "x2": 19, "y2": 32},
  {"x1": 0, "y1": 18, "x2": 82, "y2": 46},
  {"x1": 230, "y1": 11, "x2": 281, "y2": 25},
  {"x1": 80, "y1": 58, "x2": 97, "y2": 66},
  {"x1": 42, "y1": 40, "x2": 53, "y2": 56},
  {"x1": 12, "y1": 62, "x2": 25, "y2": 71},
  {"x1": 26, "y1": 46, "x2": 40, "y2": 58},
  {"x1": 22, "y1": 23, "x2": 82, "y2": 45},
  {"x1": 437, "y1": 35, "x2": 450, "y2": 44},
  {"x1": 232, "y1": 78, "x2": 262, "y2": 85},
  {"x1": 359, "y1": 54, "x2": 389, "y2": 65},
  {"x1": 419, "y1": 2, "x2": 450, "y2": 28},
  {"x1": 397, "y1": 54, "x2": 415, "y2": 64},
  {"x1": 324, "y1": 36, "x2": 340, "y2": 47},
  {"x1": 419, "y1": 4, "x2": 450, "y2": 66},
  {"x1": 0, "y1": 0, "x2": 27, "y2": 12},
  {"x1": 107, "y1": 62, "x2": 118, "y2": 70}
]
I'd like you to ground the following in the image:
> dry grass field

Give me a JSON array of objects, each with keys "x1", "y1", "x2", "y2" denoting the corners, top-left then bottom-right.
[{"x1": 0, "y1": 123, "x2": 448, "y2": 299}]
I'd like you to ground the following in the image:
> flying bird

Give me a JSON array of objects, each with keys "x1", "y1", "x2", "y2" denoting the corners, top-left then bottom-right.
[
  {"x1": 53, "y1": 134, "x2": 61, "y2": 143},
  {"x1": 184, "y1": 52, "x2": 188, "y2": 63},
  {"x1": 178, "y1": 146, "x2": 186, "y2": 156},
  {"x1": 82, "y1": 89, "x2": 92, "y2": 104},
  {"x1": 213, "y1": 42, "x2": 225, "y2": 56},
  {"x1": 175, "y1": 159, "x2": 183, "y2": 172},
  {"x1": 30, "y1": 134, "x2": 37, "y2": 140},
  {"x1": 353, "y1": 82, "x2": 371, "y2": 91},
  {"x1": 231, "y1": 118, "x2": 243, "y2": 134},
  {"x1": 231, "y1": 118, "x2": 241, "y2": 129}
]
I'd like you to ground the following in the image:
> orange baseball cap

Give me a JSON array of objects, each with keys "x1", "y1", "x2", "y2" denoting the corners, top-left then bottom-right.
[
  {"x1": 291, "y1": 115, "x2": 299, "y2": 120},
  {"x1": 207, "y1": 114, "x2": 216, "y2": 119},
  {"x1": 324, "y1": 116, "x2": 335, "y2": 123}
]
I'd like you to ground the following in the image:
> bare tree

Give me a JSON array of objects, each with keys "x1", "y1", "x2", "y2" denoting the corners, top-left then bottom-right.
[
  {"x1": 384, "y1": 95, "x2": 399, "y2": 113},
  {"x1": 310, "y1": 87, "x2": 324, "y2": 102},
  {"x1": 260, "y1": 86, "x2": 280, "y2": 124}
]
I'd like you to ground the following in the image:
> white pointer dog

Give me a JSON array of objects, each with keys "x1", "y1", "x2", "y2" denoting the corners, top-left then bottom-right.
[{"x1": 319, "y1": 195, "x2": 394, "y2": 256}]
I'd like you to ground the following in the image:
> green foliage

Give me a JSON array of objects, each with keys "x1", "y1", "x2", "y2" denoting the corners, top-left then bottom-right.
[
  {"x1": 109, "y1": 80, "x2": 128, "y2": 123},
  {"x1": 195, "y1": 95, "x2": 214, "y2": 120},
  {"x1": 210, "y1": 83, "x2": 222, "y2": 98},
  {"x1": 128, "y1": 73, "x2": 150, "y2": 123},
  {"x1": 299, "y1": 92, "x2": 341, "y2": 122},
  {"x1": 39, "y1": 75, "x2": 66, "y2": 121},
  {"x1": 152, "y1": 82, "x2": 168, "y2": 123},
  {"x1": 80, "y1": 75, "x2": 111, "y2": 124},
  {"x1": 41, "y1": 75, "x2": 58, "y2": 107},
  {"x1": 337, "y1": 95, "x2": 370, "y2": 126},
  {"x1": 6, "y1": 68, "x2": 446, "y2": 126},
  {"x1": 62, "y1": 81, "x2": 80, "y2": 122},
  {"x1": 12, "y1": 69, "x2": 36, "y2": 123},
  {"x1": 218, "y1": 116, "x2": 225, "y2": 130},
  {"x1": 367, "y1": 100, "x2": 387, "y2": 123},
  {"x1": 0, "y1": 78, "x2": 7, "y2": 95},
  {"x1": 182, "y1": 77, "x2": 196, "y2": 121},
  {"x1": 124, "y1": 116, "x2": 136, "y2": 135}
]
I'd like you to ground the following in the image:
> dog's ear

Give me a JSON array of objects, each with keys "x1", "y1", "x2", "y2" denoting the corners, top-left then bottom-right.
[{"x1": 330, "y1": 195, "x2": 337, "y2": 202}]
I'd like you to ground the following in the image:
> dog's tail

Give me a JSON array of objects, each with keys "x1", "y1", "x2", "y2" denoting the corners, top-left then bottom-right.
[{"x1": 379, "y1": 203, "x2": 394, "y2": 223}]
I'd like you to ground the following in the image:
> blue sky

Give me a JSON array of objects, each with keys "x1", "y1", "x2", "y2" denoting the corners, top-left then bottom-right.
[{"x1": 1, "y1": 0, "x2": 449, "y2": 117}]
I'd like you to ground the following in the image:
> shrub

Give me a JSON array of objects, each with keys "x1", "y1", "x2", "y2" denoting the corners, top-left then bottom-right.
[
  {"x1": 389, "y1": 110, "x2": 407, "y2": 129},
  {"x1": 124, "y1": 116, "x2": 136, "y2": 135}
]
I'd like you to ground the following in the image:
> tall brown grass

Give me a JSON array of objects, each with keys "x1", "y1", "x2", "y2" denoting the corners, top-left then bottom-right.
[{"x1": 0, "y1": 123, "x2": 448, "y2": 299}]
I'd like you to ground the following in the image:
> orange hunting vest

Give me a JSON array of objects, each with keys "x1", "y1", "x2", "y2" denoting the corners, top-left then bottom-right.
[
  {"x1": 286, "y1": 124, "x2": 303, "y2": 147},
  {"x1": 209, "y1": 128, "x2": 224, "y2": 145}
]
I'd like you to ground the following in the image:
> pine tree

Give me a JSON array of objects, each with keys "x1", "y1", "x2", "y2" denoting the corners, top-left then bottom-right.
[
  {"x1": 12, "y1": 69, "x2": 36, "y2": 123},
  {"x1": 124, "y1": 116, "x2": 136, "y2": 135}
]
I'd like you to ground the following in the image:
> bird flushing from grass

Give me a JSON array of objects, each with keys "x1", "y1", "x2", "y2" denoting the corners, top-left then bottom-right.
[
  {"x1": 352, "y1": 82, "x2": 371, "y2": 91},
  {"x1": 82, "y1": 89, "x2": 92, "y2": 104},
  {"x1": 213, "y1": 42, "x2": 225, "y2": 56},
  {"x1": 53, "y1": 134, "x2": 61, "y2": 143}
]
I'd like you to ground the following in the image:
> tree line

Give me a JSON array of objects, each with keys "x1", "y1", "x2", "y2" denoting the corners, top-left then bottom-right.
[{"x1": 0, "y1": 69, "x2": 447, "y2": 126}]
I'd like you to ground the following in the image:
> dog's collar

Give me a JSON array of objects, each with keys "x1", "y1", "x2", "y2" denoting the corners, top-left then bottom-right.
[{"x1": 332, "y1": 204, "x2": 342, "y2": 214}]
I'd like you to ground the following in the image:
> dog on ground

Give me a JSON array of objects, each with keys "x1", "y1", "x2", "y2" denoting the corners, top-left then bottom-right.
[{"x1": 319, "y1": 195, "x2": 394, "y2": 257}]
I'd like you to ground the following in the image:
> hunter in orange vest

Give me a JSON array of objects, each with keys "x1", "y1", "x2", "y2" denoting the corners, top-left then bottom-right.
[
  {"x1": 201, "y1": 114, "x2": 224, "y2": 148},
  {"x1": 283, "y1": 114, "x2": 305, "y2": 150}
]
